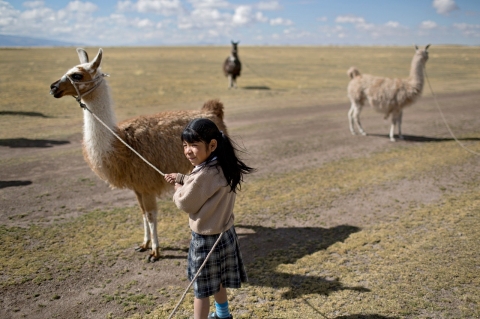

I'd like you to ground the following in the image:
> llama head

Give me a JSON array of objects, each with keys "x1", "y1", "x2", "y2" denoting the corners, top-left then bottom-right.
[
  {"x1": 50, "y1": 48, "x2": 104, "y2": 99},
  {"x1": 413, "y1": 44, "x2": 430, "y2": 63},
  {"x1": 231, "y1": 41, "x2": 239, "y2": 54}
]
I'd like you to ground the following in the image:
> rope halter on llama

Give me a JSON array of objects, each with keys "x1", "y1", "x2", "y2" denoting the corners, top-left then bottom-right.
[
  {"x1": 61, "y1": 72, "x2": 167, "y2": 177},
  {"x1": 63, "y1": 72, "x2": 109, "y2": 108}
]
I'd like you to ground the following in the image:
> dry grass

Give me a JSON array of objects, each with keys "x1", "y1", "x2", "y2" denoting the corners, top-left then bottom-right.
[
  {"x1": 1, "y1": 138, "x2": 479, "y2": 318},
  {"x1": 1, "y1": 46, "x2": 479, "y2": 140},
  {"x1": 1, "y1": 46, "x2": 479, "y2": 318}
]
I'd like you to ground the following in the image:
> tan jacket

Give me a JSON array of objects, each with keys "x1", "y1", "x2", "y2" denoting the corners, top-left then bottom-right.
[{"x1": 173, "y1": 163, "x2": 235, "y2": 235}]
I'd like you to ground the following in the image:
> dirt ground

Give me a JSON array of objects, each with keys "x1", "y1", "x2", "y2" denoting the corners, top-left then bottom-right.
[{"x1": 1, "y1": 90, "x2": 480, "y2": 319}]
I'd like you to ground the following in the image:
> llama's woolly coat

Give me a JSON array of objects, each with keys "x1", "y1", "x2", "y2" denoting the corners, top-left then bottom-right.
[
  {"x1": 83, "y1": 100, "x2": 227, "y2": 195},
  {"x1": 346, "y1": 45, "x2": 429, "y2": 141}
]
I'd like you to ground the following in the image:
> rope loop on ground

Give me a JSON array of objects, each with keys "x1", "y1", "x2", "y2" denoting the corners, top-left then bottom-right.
[{"x1": 424, "y1": 68, "x2": 480, "y2": 156}]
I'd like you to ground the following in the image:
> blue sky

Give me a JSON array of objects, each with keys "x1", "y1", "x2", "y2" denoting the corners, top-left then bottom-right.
[{"x1": 1, "y1": 0, "x2": 479, "y2": 46}]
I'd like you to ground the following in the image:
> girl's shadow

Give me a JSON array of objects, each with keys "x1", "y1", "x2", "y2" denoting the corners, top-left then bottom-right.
[{"x1": 236, "y1": 224, "x2": 368, "y2": 299}]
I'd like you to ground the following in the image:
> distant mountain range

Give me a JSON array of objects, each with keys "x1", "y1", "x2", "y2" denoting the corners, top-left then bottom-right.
[{"x1": 0, "y1": 34, "x2": 78, "y2": 47}]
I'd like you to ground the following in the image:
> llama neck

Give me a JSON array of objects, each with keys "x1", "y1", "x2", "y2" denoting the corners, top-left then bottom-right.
[
  {"x1": 81, "y1": 80, "x2": 118, "y2": 169},
  {"x1": 408, "y1": 55, "x2": 425, "y2": 93}
]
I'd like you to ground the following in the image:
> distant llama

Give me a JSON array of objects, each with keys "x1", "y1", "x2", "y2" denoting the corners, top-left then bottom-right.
[
  {"x1": 347, "y1": 44, "x2": 430, "y2": 141},
  {"x1": 223, "y1": 41, "x2": 242, "y2": 88},
  {"x1": 50, "y1": 48, "x2": 227, "y2": 262}
]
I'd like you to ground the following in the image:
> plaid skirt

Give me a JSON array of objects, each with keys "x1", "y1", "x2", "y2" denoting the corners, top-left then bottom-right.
[{"x1": 188, "y1": 226, "x2": 248, "y2": 298}]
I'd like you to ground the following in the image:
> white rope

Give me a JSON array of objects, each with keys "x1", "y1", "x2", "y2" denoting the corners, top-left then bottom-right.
[
  {"x1": 81, "y1": 104, "x2": 165, "y2": 176},
  {"x1": 68, "y1": 74, "x2": 231, "y2": 318},
  {"x1": 424, "y1": 68, "x2": 480, "y2": 156},
  {"x1": 167, "y1": 231, "x2": 224, "y2": 319}
]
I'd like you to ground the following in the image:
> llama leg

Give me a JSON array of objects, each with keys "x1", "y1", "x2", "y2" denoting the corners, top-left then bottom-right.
[
  {"x1": 397, "y1": 110, "x2": 404, "y2": 140},
  {"x1": 348, "y1": 103, "x2": 356, "y2": 135},
  {"x1": 390, "y1": 111, "x2": 403, "y2": 142},
  {"x1": 134, "y1": 191, "x2": 151, "y2": 252},
  {"x1": 389, "y1": 112, "x2": 399, "y2": 142},
  {"x1": 352, "y1": 103, "x2": 367, "y2": 136},
  {"x1": 389, "y1": 123, "x2": 396, "y2": 142},
  {"x1": 233, "y1": 76, "x2": 237, "y2": 89},
  {"x1": 228, "y1": 75, "x2": 233, "y2": 88},
  {"x1": 142, "y1": 193, "x2": 160, "y2": 262}
]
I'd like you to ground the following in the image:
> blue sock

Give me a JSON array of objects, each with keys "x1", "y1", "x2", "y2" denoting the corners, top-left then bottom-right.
[{"x1": 215, "y1": 301, "x2": 230, "y2": 318}]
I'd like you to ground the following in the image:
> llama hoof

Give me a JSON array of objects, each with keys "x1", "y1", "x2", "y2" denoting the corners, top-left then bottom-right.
[
  {"x1": 360, "y1": 132, "x2": 367, "y2": 136},
  {"x1": 134, "y1": 245, "x2": 148, "y2": 252},
  {"x1": 147, "y1": 254, "x2": 160, "y2": 263},
  {"x1": 390, "y1": 138, "x2": 396, "y2": 142}
]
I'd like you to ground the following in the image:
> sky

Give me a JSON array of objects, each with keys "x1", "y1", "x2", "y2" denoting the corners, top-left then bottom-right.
[{"x1": 1, "y1": 0, "x2": 479, "y2": 46}]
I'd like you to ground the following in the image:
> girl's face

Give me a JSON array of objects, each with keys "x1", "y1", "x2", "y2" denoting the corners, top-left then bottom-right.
[{"x1": 183, "y1": 139, "x2": 217, "y2": 166}]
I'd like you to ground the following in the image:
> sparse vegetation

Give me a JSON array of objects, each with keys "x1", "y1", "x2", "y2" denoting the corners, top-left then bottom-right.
[{"x1": 0, "y1": 46, "x2": 479, "y2": 318}]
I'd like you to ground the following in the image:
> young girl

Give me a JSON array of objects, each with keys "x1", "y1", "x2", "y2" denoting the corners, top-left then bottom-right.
[{"x1": 164, "y1": 118, "x2": 254, "y2": 319}]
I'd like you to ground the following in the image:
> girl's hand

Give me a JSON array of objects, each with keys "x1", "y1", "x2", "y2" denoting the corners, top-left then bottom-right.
[{"x1": 164, "y1": 173, "x2": 177, "y2": 185}]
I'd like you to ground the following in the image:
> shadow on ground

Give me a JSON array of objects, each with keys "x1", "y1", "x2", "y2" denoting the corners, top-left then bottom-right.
[
  {"x1": 369, "y1": 133, "x2": 480, "y2": 142},
  {"x1": 0, "y1": 138, "x2": 70, "y2": 148},
  {"x1": 0, "y1": 180, "x2": 32, "y2": 189},
  {"x1": 241, "y1": 86, "x2": 271, "y2": 90},
  {"x1": 303, "y1": 297, "x2": 400, "y2": 319},
  {"x1": 237, "y1": 224, "x2": 367, "y2": 299},
  {"x1": 0, "y1": 111, "x2": 51, "y2": 118},
  {"x1": 332, "y1": 315, "x2": 400, "y2": 319}
]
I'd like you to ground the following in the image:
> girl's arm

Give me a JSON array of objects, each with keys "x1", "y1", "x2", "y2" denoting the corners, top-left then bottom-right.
[
  {"x1": 165, "y1": 173, "x2": 186, "y2": 185},
  {"x1": 173, "y1": 170, "x2": 222, "y2": 214},
  {"x1": 164, "y1": 173, "x2": 177, "y2": 185}
]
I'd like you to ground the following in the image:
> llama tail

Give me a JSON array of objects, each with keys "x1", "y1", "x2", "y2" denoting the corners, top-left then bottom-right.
[
  {"x1": 347, "y1": 67, "x2": 361, "y2": 79},
  {"x1": 201, "y1": 99, "x2": 224, "y2": 120}
]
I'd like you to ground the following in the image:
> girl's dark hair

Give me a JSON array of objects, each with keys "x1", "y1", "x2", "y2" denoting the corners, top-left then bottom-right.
[{"x1": 181, "y1": 118, "x2": 254, "y2": 193}]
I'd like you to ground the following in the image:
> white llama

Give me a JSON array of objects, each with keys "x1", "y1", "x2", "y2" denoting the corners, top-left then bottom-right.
[
  {"x1": 347, "y1": 44, "x2": 430, "y2": 141},
  {"x1": 50, "y1": 48, "x2": 228, "y2": 262}
]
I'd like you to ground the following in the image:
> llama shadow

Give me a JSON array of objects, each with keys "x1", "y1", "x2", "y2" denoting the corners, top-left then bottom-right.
[
  {"x1": 241, "y1": 86, "x2": 271, "y2": 90},
  {"x1": 302, "y1": 298, "x2": 400, "y2": 319},
  {"x1": 158, "y1": 245, "x2": 190, "y2": 260},
  {"x1": 236, "y1": 224, "x2": 367, "y2": 299},
  {"x1": 0, "y1": 111, "x2": 51, "y2": 118},
  {"x1": 0, "y1": 138, "x2": 70, "y2": 148},
  {"x1": 0, "y1": 180, "x2": 32, "y2": 189},
  {"x1": 332, "y1": 315, "x2": 400, "y2": 319},
  {"x1": 369, "y1": 134, "x2": 480, "y2": 143}
]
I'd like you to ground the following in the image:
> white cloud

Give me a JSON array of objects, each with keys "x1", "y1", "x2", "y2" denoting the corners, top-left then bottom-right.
[
  {"x1": 335, "y1": 15, "x2": 365, "y2": 24},
  {"x1": 385, "y1": 21, "x2": 400, "y2": 28},
  {"x1": 257, "y1": 1, "x2": 281, "y2": 11},
  {"x1": 433, "y1": 0, "x2": 459, "y2": 15},
  {"x1": 270, "y1": 17, "x2": 293, "y2": 26},
  {"x1": 317, "y1": 16, "x2": 327, "y2": 22},
  {"x1": 117, "y1": 0, "x2": 183, "y2": 16},
  {"x1": 23, "y1": 1, "x2": 44, "y2": 9},
  {"x1": 188, "y1": 0, "x2": 229, "y2": 9},
  {"x1": 65, "y1": 1, "x2": 98, "y2": 13},
  {"x1": 420, "y1": 20, "x2": 438, "y2": 29},
  {"x1": 453, "y1": 23, "x2": 480, "y2": 37}
]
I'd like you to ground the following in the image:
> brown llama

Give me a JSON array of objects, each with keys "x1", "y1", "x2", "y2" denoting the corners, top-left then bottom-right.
[
  {"x1": 347, "y1": 44, "x2": 430, "y2": 141},
  {"x1": 223, "y1": 41, "x2": 242, "y2": 89},
  {"x1": 50, "y1": 48, "x2": 227, "y2": 262}
]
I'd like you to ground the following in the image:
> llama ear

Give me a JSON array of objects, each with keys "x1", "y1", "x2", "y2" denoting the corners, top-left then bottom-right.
[
  {"x1": 77, "y1": 48, "x2": 89, "y2": 64},
  {"x1": 90, "y1": 48, "x2": 103, "y2": 71},
  {"x1": 425, "y1": 44, "x2": 431, "y2": 51},
  {"x1": 414, "y1": 44, "x2": 419, "y2": 50}
]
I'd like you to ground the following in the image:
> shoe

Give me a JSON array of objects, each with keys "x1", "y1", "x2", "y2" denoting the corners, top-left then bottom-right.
[{"x1": 207, "y1": 313, "x2": 233, "y2": 319}]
